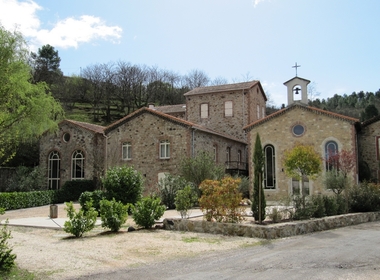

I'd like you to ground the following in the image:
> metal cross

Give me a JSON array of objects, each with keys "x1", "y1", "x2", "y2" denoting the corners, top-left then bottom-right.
[{"x1": 292, "y1": 62, "x2": 301, "y2": 77}]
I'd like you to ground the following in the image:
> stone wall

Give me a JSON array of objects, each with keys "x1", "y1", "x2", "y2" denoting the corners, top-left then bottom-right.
[{"x1": 163, "y1": 212, "x2": 380, "y2": 239}]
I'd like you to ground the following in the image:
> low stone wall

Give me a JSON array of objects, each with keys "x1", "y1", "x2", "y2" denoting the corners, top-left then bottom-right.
[{"x1": 163, "y1": 212, "x2": 380, "y2": 239}]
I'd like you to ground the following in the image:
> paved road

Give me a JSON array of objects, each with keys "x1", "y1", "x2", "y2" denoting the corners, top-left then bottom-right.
[{"x1": 76, "y1": 221, "x2": 380, "y2": 280}]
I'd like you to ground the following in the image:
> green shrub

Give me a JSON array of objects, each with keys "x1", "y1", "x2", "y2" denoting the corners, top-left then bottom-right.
[
  {"x1": 293, "y1": 195, "x2": 315, "y2": 220},
  {"x1": 349, "y1": 182, "x2": 380, "y2": 212},
  {"x1": 175, "y1": 185, "x2": 197, "y2": 218},
  {"x1": 99, "y1": 199, "x2": 128, "y2": 232},
  {"x1": 311, "y1": 195, "x2": 326, "y2": 218},
  {"x1": 79, "y1": 190, "x2": 106, "y2": 213},
  {"x1": 5, "y1": 166, "x2": 46, "y2": 192},
  {"x1": 237, "y1": 176, "x2": 250, "y2": 199},
  {"x1": 267, "y1": 207, "x2": 283, "y2": 223},
  {"x1": 323, "y1": 195, "x2": 338, "y2": 216},
  {"x1": 131, "y1": 197, "x2": 165, "y2": 229},
  {"x1": 158, "y1": 174, "x2": 189, "y2": 209},
  {"x1": 199, "y1": 177, "x2": 245, "y2": 223},
  {"x1": 63, "y1": 201, "x2": 98, "y2": 238},
  {"x1": 0, "y1": 208, "x2": 16, "y2": 272},
  {"x1": 102, "y1": 166, "x2": 143, "y2": 205},
  {"x1": 54, "y1": 180, "x2": 96, "y2": 203},
  {"x1": 0, "y1": 190, "x2": 55, "y2": 210}
]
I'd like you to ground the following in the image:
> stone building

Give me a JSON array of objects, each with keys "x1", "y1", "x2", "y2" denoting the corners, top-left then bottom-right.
[
  {"x1": 244, "y1": 76, "x2": 360, "y2": 201},
  {"x1": 39, "y1": 80, "x2": 266, "y2": 191}
]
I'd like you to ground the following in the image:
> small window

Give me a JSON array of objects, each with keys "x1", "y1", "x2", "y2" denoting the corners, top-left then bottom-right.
[
  {"x1": 226, "y1": 147, "x2": 231, "y2": 162},
  {"x1": 325, "y1": 141, "x2": 338, "y2": 170},
  {"x1": 122, "y1": 142, "x2": 132, "y2": 160},
  {"x1": 160, "y1": 140, "x2": 170, "y2": 159},
  {"x1": 225, "y1": 101, "x2": 233, "y2": 117},
  {"x1": 48, "y1": 151, "x2": 60, "y2": 190},
  {"x1": 201, "y1": 103, "x2": 208, "y2": 118},
  {"x1": 292, "y1": 177, "x2": 309, "y2": 196},
  {"x1": 63, "y1": 133, "x2": 70, "y2": 142},
  {"x1": 292, "y1": 124, "x2": 305, "y2": 136},
  {"x1": 257, "y1": 105, "x2": 260, "y2": 119}
]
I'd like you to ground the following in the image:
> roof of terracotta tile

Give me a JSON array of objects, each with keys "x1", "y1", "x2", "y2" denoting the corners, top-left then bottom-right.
[
  {"x1": 63, "y1": 120, "x2": 105, "y2": 134},
  {"x1": 154, "y1": 104, "x2": 186, "y2": 114},
  {"x1": 243, "y1": 103, "x2": 360, "y2": 132},
  {"x1": 104, "y1": 107, "x2": 247, "y2": 144},
  {"x1": 184, "y1": 80, "x2": 267, "y2": 101},
  {"x1": 361, "y1": 114, "x2": 380, "y2": 128}
]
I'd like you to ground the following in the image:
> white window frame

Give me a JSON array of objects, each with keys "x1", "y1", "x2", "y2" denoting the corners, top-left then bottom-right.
[
  {"x1": 122, "y1": 142, "x2": 132, "y2": 160},
  {"x1": 72, "y1": 150, "x2": 85, "y2": 179},
  {"x1": 201, "y1": 103, "x2": 209, "y2": 118},
  {"x1": 225, "y1": 101, "x2": 233, "y2": 117},
  {"x1": 160, "y1": 140, "x2": 170, "y2": 159},
  {"x1": 48, "y1": 151, "x2": 60, "y2": 190}
]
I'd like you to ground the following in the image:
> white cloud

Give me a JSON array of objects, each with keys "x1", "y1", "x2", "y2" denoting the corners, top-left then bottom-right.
[{"x1": 0, "y1": 0, "x2": 122, "y2": 49}]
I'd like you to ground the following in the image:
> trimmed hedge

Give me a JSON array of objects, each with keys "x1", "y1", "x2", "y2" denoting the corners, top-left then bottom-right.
[{"x1": 0, "y1": 179, "x2": 96, "y2": 210}]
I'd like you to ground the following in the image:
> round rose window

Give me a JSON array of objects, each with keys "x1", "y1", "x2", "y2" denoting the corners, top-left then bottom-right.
[
  {"x1": 292, "y1": 124, "x2": 305, "y2": 136},
  {"x1": 63, "y1": 132, "x2": 71, "y2": 142}
]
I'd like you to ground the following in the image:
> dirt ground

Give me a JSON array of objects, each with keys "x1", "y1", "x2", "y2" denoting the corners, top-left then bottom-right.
[{"x1": 1, "y1": 204, "x2": 262, "y2": 280}]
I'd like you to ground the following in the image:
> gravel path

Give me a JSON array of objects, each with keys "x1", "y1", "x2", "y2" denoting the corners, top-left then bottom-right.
[{"x1": 1, "y1": 204, "x2": 261, "y2": 279}]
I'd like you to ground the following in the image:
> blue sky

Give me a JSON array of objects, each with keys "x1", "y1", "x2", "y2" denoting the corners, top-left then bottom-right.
[{"x1": 1, "y1": 0, "x2": 379, "y2": 107}]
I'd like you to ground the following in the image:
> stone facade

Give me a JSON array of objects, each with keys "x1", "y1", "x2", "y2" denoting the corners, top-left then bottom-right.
[
  {"x1": 244, "y1": 104, "x2": 359, "y2": 201},
  {"x1": 358, "y1": 115, "x2": 380, "y2": 181},
  {"x1": 40, "y1": 80, "x2": 264, "y2": 190}
]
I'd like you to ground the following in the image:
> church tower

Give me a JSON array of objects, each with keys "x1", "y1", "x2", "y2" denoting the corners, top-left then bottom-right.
[{"x1": 283, "y1": 76, "x2": 310, "y2": 106}]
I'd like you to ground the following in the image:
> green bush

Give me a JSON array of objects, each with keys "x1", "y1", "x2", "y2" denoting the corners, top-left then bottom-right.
[
  {"x1": 323, "y1": 195, "x2": 338, "y2": 216},
  {"x1": 158, "y1": 174, "x2": 189, "y2": 209},
  {"x1": 79, "y1": 190, "x2": 106, "y2": 213},
  {"x1": 131, "y1": 197, "x2": 165, "y2": 229},
  {"x1": 0, "y1": 190, "x2": 55, "y2": 210},
  {"x1": 237, "y1": 176, "x2": 250, "y2": 199},
  {"x1": 5, "y1": 166, "x2": 46, "y2": 192},
  {"x1": 102, "y1": 166, "x2": 143, "y2": 205},
  {"x1": 54, "y1": 180, "x2": 96, "y2": 203},
  {"x1": 293, "y1": 195, "x2": 315, "y2": 220},
  {"x1": 63, "y1": 201, "x2": 98, "y2": 238},
  {"x1": 0, "y1": 209, "x2": 16, "y2": 272},
  {"x1": 99, "y1": 199, "x2": 128, "y2": 232},
  {"x1": 311, "y1": 195, "x2": 326, "y2": 218},
  {"x1": 349, "y1": 182, "x2": 380, "y2": 212},
  {"x1": 175, "y1": 185, "x2": 197, "y2": 218}
]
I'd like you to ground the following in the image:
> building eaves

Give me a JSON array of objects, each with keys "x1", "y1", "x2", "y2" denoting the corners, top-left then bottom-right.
[
  {"x1": 361, "y1": 114, "x2": 380, "y2": 128},
  {"x1": 185, "y1": 80, "x2": 258, "y2": 95},
  {"x1": 154, "y1": 104, "x2": 186, "y2": 114},
  {"x1": 243, "y1": 103, "x2": 359, "y2": 132},
  {"x1": 63, "y1": 120, "x2": 105, "y2": 134}
]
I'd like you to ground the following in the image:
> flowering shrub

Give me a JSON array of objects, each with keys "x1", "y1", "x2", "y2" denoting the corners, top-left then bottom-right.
[{"x1": 199, "y1": 177, "x2": 245, "y2": 223}]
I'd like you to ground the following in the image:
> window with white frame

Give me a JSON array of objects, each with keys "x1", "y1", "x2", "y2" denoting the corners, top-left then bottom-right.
[
  {"x1": 72, "y1": 150, "x2": 85, "y2": 179},
  {"x1": 122, "y1": 142, "x2": 132, "y2": 160},
  {"x1": 225, "y1": 101, "x2": 233, "y2": 117},
  {"x1": 160, "y1": 140, "x2": 170, "y2": 159},
  {"x1": 201, "y1": 103, "x2": 209, "y2": 118},
  {"x1": 325, "y1": 140, "x2": 338, "y2": 171},
  {"x1": 292, "y1": 176, "x2": 309, "y2": 196},
  {"x1": 48, "y1": 151, "x2": 60, "y2": 190}
]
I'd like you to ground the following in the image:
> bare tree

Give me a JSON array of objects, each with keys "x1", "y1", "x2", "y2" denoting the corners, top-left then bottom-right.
[{"x1": 183, "y1": 69, "x2": 210, "y2": 89}]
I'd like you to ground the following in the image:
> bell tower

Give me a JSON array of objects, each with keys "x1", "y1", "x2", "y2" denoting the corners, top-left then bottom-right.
[{"x1": 283, "y1": 63, "x2": 310, "y2": 106}]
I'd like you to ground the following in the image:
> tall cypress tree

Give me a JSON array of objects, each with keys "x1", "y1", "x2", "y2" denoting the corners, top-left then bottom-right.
[{"x1": 251, "y1": 133, "x2": 266, "y2": 223}]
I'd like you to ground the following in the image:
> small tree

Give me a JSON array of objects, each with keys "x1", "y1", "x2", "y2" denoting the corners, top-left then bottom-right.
[
  {"x1": 251, "y1": 133, "x2": 266, "y2": 223},
  {"x1": 175, "y1": 185, "x2": 197, "y2": 219},
  {"x1": 102, "y1": 166, "x2": 143, "y2": 205},
  {"x1": 131, "y1": 197, "x2": 166, "y2": 229},
  {"x1": 63, "y1": 201, "x2": 98, "y2": 238},
  {"x1": 180, "y1": 151, "x2": 224, "y2": 197},
  {"x1": 283, "y1": 143, "x2": 322, "y2": 208},
  {"x1": 99, "y1": 198, "x2": 128, "y2": 232},
  {"x1": 0, "y1": 208, "x2": 16, "y2": 272}
]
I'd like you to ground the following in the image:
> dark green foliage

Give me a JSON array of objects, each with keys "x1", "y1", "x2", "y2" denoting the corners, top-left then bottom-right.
[
  {"x1": 0, "y1": 217, "x2": 16, "y2": 272},
  {"x1": 251, "y1": 134, "x2": 266, "y2": 222},
  {"x1": 79, "y1": 190, "x2": 106, "y2": 213},
  {"x1": 158, "y1": 174, "x2": 189, "y2": 209},
  {"x1": 311, "y1": 195, "x2": 326, "y2": 218},
  {"x1": 237, "y1": 176, "x2": 250, "y2": 199},
  {"x1": 102, "y1": 166, "x2": 143, "y2": 205},
  {"x1": 5, "y1": 166, "x2": 46, "y2": 192},
  {"x1": 293, "y1": 195, "x2": 315, "y2": 220},
  {"x1": 349, "y1": 182, "x2": 380, "y2": 212},
  {"x1": 361, "y1": 104, "x2": 379, "y2": 121},
  {"x1": 323, "y1": 195, "x2": 338, "y2": 216},
  {"x1": 99, "y1": 199, "x2": 128, "y2": 232},
  {"x1": 131, "y1": 197, "x2": 166, "y2": 229},
  {"x1": 175, "y1": 185, "x2": 198, "y2": 218},
  {"x1": 63, "y1": 201, "x2": 98, "y2": 238},
  {"x1": 53, "y1": 180, "x2": 96, "y2": 203},
  {"x1": 336, "y1": 194, "x2": 347, "y2": 215},
  {"x1": 0, "y1": 190, "x2": 55, "y2": 210}
]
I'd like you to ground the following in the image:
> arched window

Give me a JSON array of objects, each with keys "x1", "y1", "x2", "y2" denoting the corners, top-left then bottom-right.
[
  {"x1": 72, "y1": 150, "x2": 85, "y2": 179},
  {"x1": 325, "y1": 141, "x2": 338, "y2": 171},
  {"x1": 48, "y1": 151, "x2": 60, "y2": 190},
  {"x1": 264, "y1": 145, "x2": 276, "y2": 189}
]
